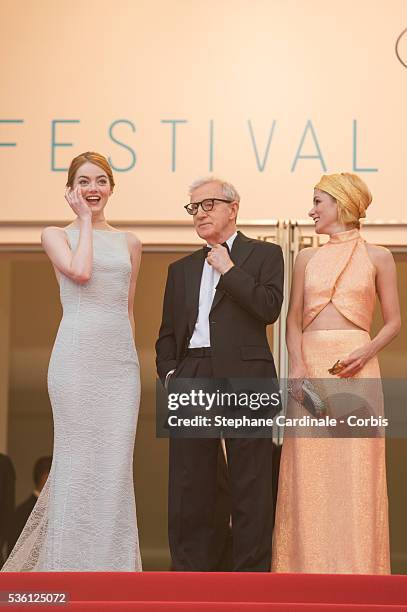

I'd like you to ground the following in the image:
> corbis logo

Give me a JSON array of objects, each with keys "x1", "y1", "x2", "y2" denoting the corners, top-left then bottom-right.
[{"x1": 395, "y1": 28, "x2": 407, "y2": 68}]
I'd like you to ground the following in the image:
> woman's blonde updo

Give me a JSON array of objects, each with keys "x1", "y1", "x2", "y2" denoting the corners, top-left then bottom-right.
[
  {"x1": 314, "y1": 172, "x2": 372, "y2": 229},
  {"x1": 66, "y1": 152, "x2": 115, "y2": 192}
]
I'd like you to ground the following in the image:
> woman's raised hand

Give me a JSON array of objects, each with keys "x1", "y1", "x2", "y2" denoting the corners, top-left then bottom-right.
[{"x1": 65, "y1": 185, "x2": 92, "y2": 220}]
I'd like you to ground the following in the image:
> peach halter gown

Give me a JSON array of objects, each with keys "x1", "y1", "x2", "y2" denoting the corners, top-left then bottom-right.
[{"x1": 272, "y1": 229, "x2": 390, "y2": 574}]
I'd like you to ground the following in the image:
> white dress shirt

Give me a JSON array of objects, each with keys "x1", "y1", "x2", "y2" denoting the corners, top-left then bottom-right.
[{"x1": 189, "y1": 231, "x2": 238, "y2": 348}]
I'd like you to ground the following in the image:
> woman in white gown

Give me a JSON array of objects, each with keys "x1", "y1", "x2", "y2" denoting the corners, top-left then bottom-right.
[{"x1": 2, "y1": 152, "x2": 142, "y2": 571}]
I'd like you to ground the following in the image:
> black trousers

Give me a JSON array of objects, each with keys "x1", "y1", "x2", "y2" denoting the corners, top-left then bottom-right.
[{"x1": 168, "y1": 353, "x2": 274, "y2": 572}]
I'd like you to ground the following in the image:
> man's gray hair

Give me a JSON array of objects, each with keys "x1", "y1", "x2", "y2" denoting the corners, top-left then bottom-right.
[{"x1": 188, "y1": 176, "x2": 240, "y2": 203}]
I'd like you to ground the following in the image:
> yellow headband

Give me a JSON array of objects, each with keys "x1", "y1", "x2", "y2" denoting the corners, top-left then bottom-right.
[{"x1": 314, "y1": 173, "x2": 371, "y2": 225}]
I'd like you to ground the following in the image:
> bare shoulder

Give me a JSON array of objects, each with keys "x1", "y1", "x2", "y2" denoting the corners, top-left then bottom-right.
[
  {"x1": 41, "y1": 226, "x2": 68, "y2": 245},
  {"x1": 124, "y1": 231, "x2": 142, "y2": 255},
  {"x1": 41, "y1": 225, "x2": 66, "y2": 236},
  {"x1": 365, "y1": 243, "x2": 395, "y2": 268},
  {"x1": 295, "y1": 246, "x2": 318, "y2": 266}
]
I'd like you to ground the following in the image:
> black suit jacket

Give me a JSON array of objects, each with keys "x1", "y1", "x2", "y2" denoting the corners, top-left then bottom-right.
[{"x1": 155, "y1": 231, "x2": 284, "y2": 380}]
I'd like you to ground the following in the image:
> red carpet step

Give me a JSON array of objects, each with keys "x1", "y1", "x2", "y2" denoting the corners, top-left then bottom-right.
[{"x1": 0, "y1": 572, "x2": 406, "y2": 611}]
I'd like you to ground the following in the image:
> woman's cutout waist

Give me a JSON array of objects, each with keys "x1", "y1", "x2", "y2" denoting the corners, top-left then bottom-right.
[{"x1": 303, "y1": 301, "x2": 368, "y2": 333}]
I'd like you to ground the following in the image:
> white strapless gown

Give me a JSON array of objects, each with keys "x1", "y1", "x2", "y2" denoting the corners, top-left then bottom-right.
[{"x1": 2, "y1": 228, "x2": 142, "y2": 571}]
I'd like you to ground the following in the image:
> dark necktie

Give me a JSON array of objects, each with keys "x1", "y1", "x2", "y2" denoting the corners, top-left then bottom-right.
[{"x1": 203, "y1": 242, "x2": 230, "y2": 256}]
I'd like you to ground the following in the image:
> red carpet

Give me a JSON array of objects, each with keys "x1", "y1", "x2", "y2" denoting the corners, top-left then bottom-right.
[{"x1": 0, "y1": 572, "x2": 406, "y2": 610}]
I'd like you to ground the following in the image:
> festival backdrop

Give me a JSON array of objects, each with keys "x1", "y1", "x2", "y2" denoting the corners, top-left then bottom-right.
[{"x1": 1, "y1": 0, "x2": 406, "y2": 223}]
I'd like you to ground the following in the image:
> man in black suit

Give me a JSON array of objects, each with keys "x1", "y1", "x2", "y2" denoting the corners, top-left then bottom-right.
[
  {"x1": 156, "y1": 177, "x2": 284, "y2": 572},
  {"x1": 0, "y1": 454, "x2": 15, "y2": 566}
]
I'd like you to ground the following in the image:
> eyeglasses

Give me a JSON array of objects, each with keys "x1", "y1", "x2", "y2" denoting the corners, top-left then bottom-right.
[{"x1": 184, "y1": 198, "x2": 233, "y2": 216}]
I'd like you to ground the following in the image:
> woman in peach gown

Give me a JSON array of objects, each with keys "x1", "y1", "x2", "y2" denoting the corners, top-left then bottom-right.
[{"x1": 272, "y1": 173, "x2": 401, "y2": 574}]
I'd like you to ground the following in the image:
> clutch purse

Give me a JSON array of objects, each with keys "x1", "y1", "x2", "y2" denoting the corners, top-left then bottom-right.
[
  {"x1": 301, "y1": 379, "x2": 327, "y2": 418},
  {"x1": 287, "y1": 379, "x2": 327, "y2": 418}
]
